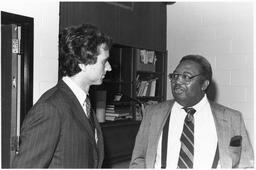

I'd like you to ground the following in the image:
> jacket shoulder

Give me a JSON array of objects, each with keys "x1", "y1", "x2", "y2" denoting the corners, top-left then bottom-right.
[
  {"x1": 143, "y1": 100, "x2": 174, "y2": 117},
  {"x1": 210, "y1": 101, "x2": 242, "y2": 118}
]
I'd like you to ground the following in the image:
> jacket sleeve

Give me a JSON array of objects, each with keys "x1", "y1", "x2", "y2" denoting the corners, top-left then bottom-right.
[
  {"x1": 237, "y1": 112, "x2": 254, "y2": 168},
  {"x1": 11, "y1": 103, "x2": 61, "y2": 168},
  {"x1": 129, "y1": 105, "x2": 153, "y2": 168}
]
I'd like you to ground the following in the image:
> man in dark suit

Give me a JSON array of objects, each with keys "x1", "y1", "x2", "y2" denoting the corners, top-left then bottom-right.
[
  {"x1": 12, "y1": 24, "x2": 112, "y2": 168},
  {"x1": 130, "y1": 55, "x2": 254, "y2": 168}
]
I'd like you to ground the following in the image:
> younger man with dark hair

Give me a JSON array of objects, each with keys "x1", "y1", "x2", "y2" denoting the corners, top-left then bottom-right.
[{"x1": 12, "y1": 24, "x2": 112, "y2": 168}]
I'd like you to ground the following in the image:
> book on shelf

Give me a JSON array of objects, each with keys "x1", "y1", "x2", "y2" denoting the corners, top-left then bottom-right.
[
  {"x1": 105, "y1": 112, "x2": 131, "y2": 117},
  {"x1": 149, "y1": 79, "x2": 156, "y2": 97},
  {"x1": 105, "y1": 114, "x2": 133, "y2": 121},
  {"x1": 105, "y1": 103, "x2": 132, "y2": 121},
  {"x1": 105, "y1": 105, "x2": 115, "y2": 113},
  {"x1": 136, "y1": 78, "x2": 158, "y2": 97}
]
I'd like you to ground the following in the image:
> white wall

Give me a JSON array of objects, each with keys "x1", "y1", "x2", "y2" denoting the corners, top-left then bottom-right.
[
  {"x1": 0, "y1": 0, "x2": 59, "y2": 104},
  {"x1": 167, "y1": 2, "x2": 254, "y2": 144}
]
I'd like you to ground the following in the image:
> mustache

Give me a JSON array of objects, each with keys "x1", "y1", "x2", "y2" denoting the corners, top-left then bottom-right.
[{"x1": 172, "y1": 84, "x2": 184, "y2": 90}]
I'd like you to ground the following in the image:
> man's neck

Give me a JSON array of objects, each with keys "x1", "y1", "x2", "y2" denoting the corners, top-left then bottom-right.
[
  {"x1": 177, "y1": 93, "x2": 206, "y2": 108},
  {"x1": 69, "y1": 75, "x2": 90, "y2": 95}
]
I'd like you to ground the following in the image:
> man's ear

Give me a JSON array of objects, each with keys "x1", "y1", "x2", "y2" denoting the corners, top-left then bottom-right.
[
  {"x1": 202, "y1": 80, "x2": 210, "y2": 91},
  {"x1": 78, "y1": 63, "x2": 87, "y2": 72}
]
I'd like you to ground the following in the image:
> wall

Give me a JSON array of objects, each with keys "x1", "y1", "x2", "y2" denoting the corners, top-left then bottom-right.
[
  {"x1": 167, "y1": 2, "x2": 254, "y2": 144},
  {"x1": 0, "y1": 0, "x2": 59, "y2": 104},
  {"x1": 60, "y1": 2, "x2": 166, "y2": 51}
]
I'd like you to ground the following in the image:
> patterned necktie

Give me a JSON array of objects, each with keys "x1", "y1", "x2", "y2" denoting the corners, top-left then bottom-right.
[
  {"x1": 84, "y1": 96, "x2": 95, "y2": 130},
  {"x1": 84, "y1": 96, "x2": 91, "y2": 118},
  {"x1": 177, "y1": 107, "x2": 196, "y2": 169}
]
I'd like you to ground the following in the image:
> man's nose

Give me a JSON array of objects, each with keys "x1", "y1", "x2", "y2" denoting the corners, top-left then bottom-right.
[{"x1": 105, "y1": 61, "x2": 112, "y2": 71}]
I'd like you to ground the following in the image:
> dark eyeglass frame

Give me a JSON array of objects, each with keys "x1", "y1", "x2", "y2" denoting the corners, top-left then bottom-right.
[{"x1": 168, "y1": 73, "x2": 202, "y2": 84}]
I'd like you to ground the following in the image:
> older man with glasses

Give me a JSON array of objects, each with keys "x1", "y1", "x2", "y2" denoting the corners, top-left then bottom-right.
[{"x1": 129, "y1": 54, "x2": 253, "y2": 169}]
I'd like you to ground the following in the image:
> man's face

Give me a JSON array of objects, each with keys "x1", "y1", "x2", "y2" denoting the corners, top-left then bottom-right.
[
  {"x1": 85, "y1": 44, "x2": 112, "y2": 85},
  {"x1": 171, "y1": 60, "x2": 206, "y2": 107}
]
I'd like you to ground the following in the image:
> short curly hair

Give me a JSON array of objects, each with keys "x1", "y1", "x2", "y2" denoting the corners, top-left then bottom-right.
[
  {"x1": 59, "y1": 24, "x2": 112, "y2": 77},
  {"x1": 180, "y1": 54, "x2": 212, "y2": 82}
]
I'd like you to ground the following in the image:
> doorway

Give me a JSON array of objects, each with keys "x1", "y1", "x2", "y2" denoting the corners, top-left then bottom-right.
[{"x1": 1, "y1": 11, "x2": 33, "y2": 168}]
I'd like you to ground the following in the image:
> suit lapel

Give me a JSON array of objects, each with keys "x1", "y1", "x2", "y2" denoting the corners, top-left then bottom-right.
[
  {"x1": 58, "y1": 80, "x2": 97, "y2": 145},
  {"x1": 91, "y1": 109, "x2": 104, "y2": 167},
  {"x1": 210, "y1": 102, "x2": 232, "y2": 168},
  {"x1": 147, "y1": 100, "x2": 174, "y2": 167}
]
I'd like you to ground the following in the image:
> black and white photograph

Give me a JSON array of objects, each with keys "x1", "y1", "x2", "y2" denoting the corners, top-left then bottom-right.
[{"x1": 1, "y1": 0, "x2": 255, "y2": 168}]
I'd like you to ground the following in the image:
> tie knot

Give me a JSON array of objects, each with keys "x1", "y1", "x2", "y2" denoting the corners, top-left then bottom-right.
[
  {"x1": 183, "y1": 107, "x2": 196, "y2": 115},
  {"x1": 183, "y1": 107, "x2": 196, "y2": 122}
]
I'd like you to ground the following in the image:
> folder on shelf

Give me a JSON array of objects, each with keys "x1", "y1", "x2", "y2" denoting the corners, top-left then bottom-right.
[{"x1": 136, "y1": 49, "x2": 156, "y2": 72}]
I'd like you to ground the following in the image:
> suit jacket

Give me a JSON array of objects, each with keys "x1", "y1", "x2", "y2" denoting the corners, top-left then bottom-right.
[
  {"x1": 12, "y1": 80, "x2": 104, "y2": 168},
  {"x1": 130, "y1": 100, "x2": 254, "y2": 168}
]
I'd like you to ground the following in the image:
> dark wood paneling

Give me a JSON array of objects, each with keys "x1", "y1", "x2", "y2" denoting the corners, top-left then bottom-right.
[
  {"x1": 60, "y1": 2, "x2": 120, "y2": 42},
  {"x1": 120, "y1": 2, "x2": 166, "y2": 51},
  {"x1": 59, "y1": 2, "x2": 166, "y2": 51}
]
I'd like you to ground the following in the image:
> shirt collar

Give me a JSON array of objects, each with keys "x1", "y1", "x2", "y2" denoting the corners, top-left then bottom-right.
[
  {"x1": 192, "y1": 94, "x2": 208, "y2": 112},
  {"x1": 174, "y1": 94, "x2": 208, "y2": 112},
  {"x1": 62, "y1": 76, "x2": 88, "y2": 106}
]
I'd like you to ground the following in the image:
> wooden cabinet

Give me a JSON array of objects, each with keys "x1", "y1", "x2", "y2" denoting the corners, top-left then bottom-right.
[
  {"x1": 90, "y1": 44, "x2": 167, "y2": 166},
  {"x1": 101, "y1": 120, "x2": 140, "y2": 168}
]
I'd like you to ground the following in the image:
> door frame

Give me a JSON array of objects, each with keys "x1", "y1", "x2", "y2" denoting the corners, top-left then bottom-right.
[{"x1": 1, "y1": 11, "x2": 34, "y2": 168}]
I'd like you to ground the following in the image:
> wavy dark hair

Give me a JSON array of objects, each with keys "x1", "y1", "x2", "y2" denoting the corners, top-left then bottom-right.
[
  {"x1": 180, "y1": 54, "x2": 212, "y2": 82},
  {"x1": 59, "y1": 24, "x2": 112, "y2": 77}
]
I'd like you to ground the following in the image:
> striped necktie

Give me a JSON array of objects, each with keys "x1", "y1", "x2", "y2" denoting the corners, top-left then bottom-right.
[
  {"x1": 84, "y1": 96, "x2": 91, "y2": 118},
  {"x1": 177, "y1": 107, "x2": 196, "y2": 168},
  {"x1": 84, "y1": 96, "x2": 95, "y2": 130}
]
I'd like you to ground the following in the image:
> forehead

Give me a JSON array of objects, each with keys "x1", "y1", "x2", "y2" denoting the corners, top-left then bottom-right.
[
  {"x1": 175, "y1": 60, "x2": 202, "y2": 74},
  {"x1": 97, "y1": 44, "x2": 109, "y2": 59}
]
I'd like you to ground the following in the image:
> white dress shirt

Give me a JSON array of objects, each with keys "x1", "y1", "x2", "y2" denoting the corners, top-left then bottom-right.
[
  {"x1": 63, "y1": 76, "x2": 89, "y2": 117},
  {"x1": 155, "y1": 95, "x2": 218, "y2": 169}
]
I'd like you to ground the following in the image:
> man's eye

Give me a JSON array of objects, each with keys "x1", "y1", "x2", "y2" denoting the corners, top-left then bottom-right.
[
  {"x1": 173, "y1": 74, "x2": 179, "y2": 79},
  {"x1": 183, "y1": 75, "x2": 190, "y2": 80}
]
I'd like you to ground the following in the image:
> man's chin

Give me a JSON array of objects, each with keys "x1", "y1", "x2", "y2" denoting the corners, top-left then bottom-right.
[
  {"x1": 173, "y1": 94, "x2": 186, "y2": 104},
  {"x1": 174, "y1": 98, "x2": 188, "y2": 107},
  {"x1": 93, "y1": 79, "x2": 103, "y2": 85}
]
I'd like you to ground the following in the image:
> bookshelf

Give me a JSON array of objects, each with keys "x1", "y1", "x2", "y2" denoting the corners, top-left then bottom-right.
[
  {"x1": 89, "y1": 44, "x2": 167, "y2": 167},
  {"x1": 134, "y1": 49, "x2": 166, "y2": 101},
  {"x1": 90, "y1": 44, "x2": 167, "y2": 122}
]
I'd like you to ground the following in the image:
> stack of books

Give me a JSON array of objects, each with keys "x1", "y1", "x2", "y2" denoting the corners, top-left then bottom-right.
[{"x1": 105, "y1": 104, "x2": 132, "y2": 121}]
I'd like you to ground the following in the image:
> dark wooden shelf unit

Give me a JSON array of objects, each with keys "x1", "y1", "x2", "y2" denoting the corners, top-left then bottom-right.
[{"x1": 89, "y1": 44, "x2": 167, "y2": 166}]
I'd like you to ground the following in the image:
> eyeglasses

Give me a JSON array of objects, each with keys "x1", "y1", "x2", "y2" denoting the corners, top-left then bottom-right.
[{"x1": 168, "y1": 73, "x2": 202, "y2": 84}]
